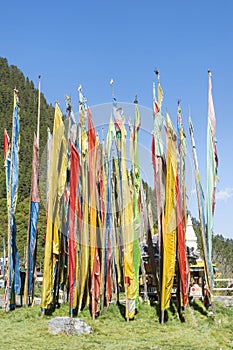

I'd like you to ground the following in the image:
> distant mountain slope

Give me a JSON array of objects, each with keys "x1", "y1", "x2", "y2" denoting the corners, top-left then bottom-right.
[
  {"x1": 192, "y1": 217, "x2": 233, "y2": 277},
  {"x1": 0, "y1": 57, "x2": 54, "y2": 262},
  {"x1": 0, "y1": 57, "x2": 54, "y2": 200}
]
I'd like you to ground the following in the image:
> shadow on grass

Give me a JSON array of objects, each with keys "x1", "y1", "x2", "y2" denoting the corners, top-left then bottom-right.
[
  {"x1": 190, "y1": 298, "x2": 208, "y2": 316},
  {"x1": 151, "y1": 298, "x2": 186, "y2": 323},
  {"x1": 117, "y1": 301, "x2": 125, "y2": 319},
  {"x1": 117, "y1": 301, "x2": 137, "y2": 321}
]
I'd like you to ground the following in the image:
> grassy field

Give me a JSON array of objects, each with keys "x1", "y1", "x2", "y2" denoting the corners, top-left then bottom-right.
[{"x1": 0, "y1": 297, "x2": 232, "y2": 350}]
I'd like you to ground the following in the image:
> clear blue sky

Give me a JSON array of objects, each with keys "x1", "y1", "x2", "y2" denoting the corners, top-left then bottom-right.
[{"x1": 1, "y1": 0, "x2": 233, "y2": 239}]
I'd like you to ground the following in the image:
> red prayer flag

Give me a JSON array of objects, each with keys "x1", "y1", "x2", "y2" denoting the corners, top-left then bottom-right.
[{"x1": 69, "y1": 144, "x2": 80, "y2": 312}]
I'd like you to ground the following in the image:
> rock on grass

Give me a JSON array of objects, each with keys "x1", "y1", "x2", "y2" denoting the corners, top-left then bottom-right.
[{"x1": 48, "y1": 316, "x2": 93, "y2": 336}]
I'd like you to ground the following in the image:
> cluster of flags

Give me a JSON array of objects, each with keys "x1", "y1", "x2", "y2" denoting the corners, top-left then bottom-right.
[
  {"x1": 3, "y1": 71, "x2": 218, "y2": 321},
  {"x1": 40, "y1": 91, "x2": 144, "y2": 320}
]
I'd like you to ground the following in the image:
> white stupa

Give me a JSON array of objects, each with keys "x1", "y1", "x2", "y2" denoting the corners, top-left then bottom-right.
[{"x1": 186, "y1": 214, "x2": 198, "y2": 254}]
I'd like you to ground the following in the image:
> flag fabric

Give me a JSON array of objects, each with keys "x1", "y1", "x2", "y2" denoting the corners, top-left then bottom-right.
[
  {"x1": 33, "y1": 80, "x2": 220, "y2": 319},
  {"x1": 4, "y1": 129, "x2": 10, "y2": 159},
  {"x1": 103, "y1": 117, "x2": 116, "y2": 306},
  {"x1": 176, "y1": 106, "x2": 188, "y2": 307},
  {"x1": 7, "y1": 91, "x2": 21, "y2": 305},
  {"x1": 121, "y1": 121, "x2": 136, "y2": 319},
  {"x1": 112, "y1": 155, "x2": 122, "y2": 294},
  {"x1": 78, "y1": 157, "x2": 89, "y2": 312},
  {"x1": 4, "y1": 129, "x2": 11, "y2": 202},
  {"x1": 99, "y1": 141, "x2": 106, "y2": 310},
  {"x1": 55, "y1": 127, "x2": 68, "y2": 306},
  {"x1": 133, "y1": 105, "x2": 141, "y2": 309},
  {"x1": 69, "y1": 144, "x2": 80, "y2": 315},
  {"x1": 188, "y1": 117, "x2": 211, "y2": 293},
  {"x1": 27, "y1": 134, "x2": 40, "y2": 295},
  {"x1": 161, "y1": 113, "x2": 177, "y2": 312},
  {"x1": 88, "y1": 107, "x2": 97, "y2": 272},
  {"x1": 41, "y1": 102, "x2": 66, "y2": 311},
  {"x1": 206, "y1": 71, "x2": 218, "y2": 288},
  {"x1": 52, "y1": 126, "x2": 67, "y2": 308},
  {"x1": 113, "y1": 104, "x2": 136, "y2": 319},
  {"x1": 46, "y1": 128, "x2": 52, "y2": 220},
  {"x1": 151, "y1": 80, "x2": 165, "y2": 303},
  {"x1": 106, "y1": 117, "x2": 115, "y2": 159},
  {"x1": 158, "y1": 80, "x2": 163, "y2": 110},
  {"x1": 78, "y1": 103, "x2": 90, "y2": 312},
  {"x1": 176, "y1": 174, "x2": 188, "y2": 307},
  {"x1": 11, "y1": 91, "x2": 20, "y2": 213},
  {"x1": 104, "y1": 147, "x2": 113, "y2": 305},
  {"x1": 88, "y1": 107, "x2": 100, "y2": 317}
]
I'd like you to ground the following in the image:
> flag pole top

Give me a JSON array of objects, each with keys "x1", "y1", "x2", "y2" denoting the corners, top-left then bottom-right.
[
  {"x1": 102, "y1": 127, "x2": 105, "y2": 143},
  {"x1": 110, "y1": 78, "x2": 114, "y2": 97},
  {"x1": 154, "y1": 69, "x2": 160, "y2": 82},
  {"x1": 208, "y1": 69, "x2": 212, "y2": 77},
  {"x1": 110, "y1": 79, "x2": 117, "y2": 107},
  {"x1": 66, "y1": 95, "x2": 72, "y2": 112},
  {"x1": 134, "y1": 95, "x2": 138, "y2": 104},
  {"x1": 177, "y1": 99, "x2": 181, "y2": 115}
]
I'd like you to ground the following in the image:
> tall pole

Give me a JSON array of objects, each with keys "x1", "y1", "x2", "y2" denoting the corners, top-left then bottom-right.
[
  {"x1": 37, "y1": 75, "x2": 41, "y2": 150},
  {"x1": 33, "y1": 75, "x2": 41, "y2": 303},
  {"x1": 24, "y1": 75, "x2": 41, "y2": 307}
]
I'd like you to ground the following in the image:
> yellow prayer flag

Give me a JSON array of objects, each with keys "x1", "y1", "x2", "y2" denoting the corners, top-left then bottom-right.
[
  {"x1": 161, "y1": 113, "x2": 177, "y2": 312},
  {"x1": 41, "y1": 103, "x2": 65, "y2": 310}
]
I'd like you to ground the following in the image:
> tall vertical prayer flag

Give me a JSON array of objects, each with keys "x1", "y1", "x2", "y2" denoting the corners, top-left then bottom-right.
[
  {"x1": 11, "y1": 91, "x2": 20, "y2": 214},
  {"x1": 189, "y1": 117, "x2": 211, "y2": 294},
  {"x1": 176, "y1": 105, "x2": 188, "y2": 307},
  {"x1": 104, "y1": 117, "x2": 116, "y2": 305},
  {"x1": 206, "y1": 70, "x2": 218, "y2": 288},
  {"x1": 8, "y1": 90, "x2": 21, "y2": 302},
  {"x1": 78, "y1": 101, "x2": 89, "y2": 313},
  {"x1": 88, "y1": 107, "x2": 100, "y2": 317},
  {"x1": 133, "y1": 104, "x2": 141, "y2": 309},
  {"x1": 27, "y1": 134, "x2": 40, "y2": 296},
  {"x1": 161, "y1": 113, "x2": 177, "y2": 312},
  {"x1": 120, "y1": 118, "x2": 136, "y2": 320},
  {"x1": 41, "y1": 102, "x2": 65, "y2": 311},
  {"x1": 4, "y1": 129, "x2": 10, "y2": 201},
  {"x1": 151, "y1": 78, "x2": 165, "y2": 303},
  {"x1": 69, "y1": 144, "x2": 80, "y2": 315}
]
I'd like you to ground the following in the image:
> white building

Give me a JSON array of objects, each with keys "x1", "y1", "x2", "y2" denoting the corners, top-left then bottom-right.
[{"x1": 186, "y1": 214, "x2": 198, "y2": 255}]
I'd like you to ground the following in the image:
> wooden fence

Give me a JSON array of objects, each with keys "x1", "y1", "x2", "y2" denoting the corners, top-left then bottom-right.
[{"x1": 213, "y1": 278, "x2": 233, "y2": 295}]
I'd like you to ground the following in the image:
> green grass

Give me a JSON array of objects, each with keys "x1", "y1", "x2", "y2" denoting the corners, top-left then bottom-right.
[{"x1": 0, "y1": 299, "x2": 232, "y2": 350}]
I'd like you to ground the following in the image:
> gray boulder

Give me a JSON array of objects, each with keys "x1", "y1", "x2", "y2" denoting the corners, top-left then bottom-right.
[{"x1": 48, "y1": 316, "x2": 93, "y2": 336}]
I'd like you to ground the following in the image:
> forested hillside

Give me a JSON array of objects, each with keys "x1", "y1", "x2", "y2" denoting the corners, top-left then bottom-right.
[
  {"x1": 192, "y1": 217, "x2": 233, "y2": 277},
  {"x1": 0, "y1": 57, "x2": 54, "y2": 266}
]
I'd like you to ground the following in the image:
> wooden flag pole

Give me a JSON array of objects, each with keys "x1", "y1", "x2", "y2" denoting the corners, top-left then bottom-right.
[
  {"x1": 37, "y1": 75, "x2": 41, "y2": 150},
  {"x1": 24, "y1": 149, "x2": 33, "y2": 307},
  {"x1": 125, "y1": 277, "x2": 129, "y2": 322},
  {"x1": 33, "y1": 75, "x2": 41, "y2": 304},
  {"x1": 24, "y1": 76, "x2": 41, "y2": 307}
]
